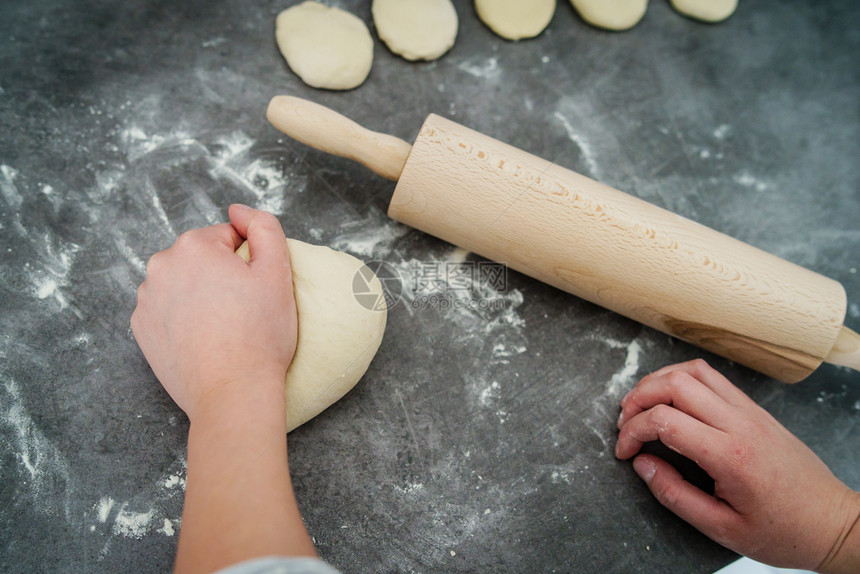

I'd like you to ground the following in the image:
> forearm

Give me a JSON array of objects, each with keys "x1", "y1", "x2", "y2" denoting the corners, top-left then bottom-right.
[
  {"x1": 819, "y1": 489, "x2": 860, "y2": 574},
  {"x1": 175, "y1": 379, "x2": 316, "y2": 574}
]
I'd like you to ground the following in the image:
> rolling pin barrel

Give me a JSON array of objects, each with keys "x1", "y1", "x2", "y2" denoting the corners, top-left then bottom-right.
[
  {"x1": 387, "y1": 114, "x2": 847, "y2": 383},
  {"x1": 266, "y1": 96, "x2": 856, "y2": 383}
]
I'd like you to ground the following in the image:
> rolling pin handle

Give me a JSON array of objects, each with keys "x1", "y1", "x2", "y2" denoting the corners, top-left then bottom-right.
[
  {"x1": 266, "y1": 96, "x2": 412, "y2": 181},
  {"x1": 825, "y1": 325, "x2": 860, "y2": 373}
]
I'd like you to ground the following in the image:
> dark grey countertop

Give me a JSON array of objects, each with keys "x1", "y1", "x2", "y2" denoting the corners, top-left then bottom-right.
[{"x1": 1, "y1": 0, "x2": 858, "y2": 572}]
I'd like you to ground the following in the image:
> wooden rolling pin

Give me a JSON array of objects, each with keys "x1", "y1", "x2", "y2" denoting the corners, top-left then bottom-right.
[{"x1": 267, "y1": 95, "x2": 860, "y2": 384}]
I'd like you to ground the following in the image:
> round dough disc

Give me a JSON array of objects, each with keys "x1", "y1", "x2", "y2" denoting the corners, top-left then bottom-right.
[
  {"x1": 237, "y1": 239, "x2": 387, "y2": 432},
  {"x1": 570, "y1": 0, "x2": 649, "y2": 31},
  {"x1": 670, "y1": 0, "x2": 737, "y2": 23},
  {"x1": 372, "y1": 0, "x2": 458, "y2": 62},
  {"x1": 475, "y1": 0, "x2": 556, "y2": 41},
  {"x1": 275, "y1": 1, "x2": 373, "y2": 91}
]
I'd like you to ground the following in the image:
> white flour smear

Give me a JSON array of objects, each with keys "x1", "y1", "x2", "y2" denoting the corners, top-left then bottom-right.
[
  {"x1": 602, "y1": 337, "x2": 642, "y2": 397},
  {"x1": 457, "y1": 57, "x2": 501, "y2": 80},
  {"x1": 1, "y1": 164, "x2": 24, "y2": 207},
  {"x1": 332, "y1": 218, "x2": 409, "y2": 258},
  {"x1": 0, "y1": 373, "x2": 73, "y2": 520},
  {"x1": 89, "y1": 457, "x2": 187, "y2": 559},
  {"x1": 118, "y1": 125, "x2": 296, "y2": 216}
]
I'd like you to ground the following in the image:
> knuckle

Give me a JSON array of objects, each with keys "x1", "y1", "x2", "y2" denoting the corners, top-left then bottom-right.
[
  {"x1": 689, "y1": 358, "x2": 711, "y2": 371},
  {"x1": 653, "y1": 481, "x2": 682, "y2": 509},
  {"x1": 724, "y1": 437, "x2": 755, "y2": 471},
  {"x1": 174, "y1": 230, "x2": 197, "y2": 248},
  {"x1": 252, "y1": 212, "x2": 281, "y2": 234},
  {"x1": 649, "y1": 403, "x2": 674, "y2": 424},
  {"x1": 144, "y1": 253, "x2": 161, "y2": 275},
  {"x1": 665, "y1": 370, "x2": 693, "y2": 391}
]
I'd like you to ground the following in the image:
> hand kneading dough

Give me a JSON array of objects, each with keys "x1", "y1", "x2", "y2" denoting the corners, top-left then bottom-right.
[
  {"x1": 670, "y1": 0, "x2": 737, "y2": 23},
  {"x1": 570, "y1": 0, "x2": 649, "y2": 31},
  {"x1": 237, "y1": 239, "x2": 387, "y2": 432},
  {"x1": 372, "y1": 0, "x2": 458, "y2": 61},
  {"x1": 475, "y1": 0, "x2": 556, "y2": 41},
  {"x1": 275, "y1": 1, "x2": 373, "y2": 90}
]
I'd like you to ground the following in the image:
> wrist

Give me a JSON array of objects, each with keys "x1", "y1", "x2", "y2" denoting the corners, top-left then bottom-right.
[
  {"x1": 818, "y1": 488, "x2": 860, "y2": 574},
  {"x1": 190, "y1": 372, "x2": 287, "y2": 430}
]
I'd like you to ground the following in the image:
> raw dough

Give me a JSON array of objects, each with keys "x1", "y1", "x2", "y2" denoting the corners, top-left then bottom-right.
[
  {"x1": 237, "y1": 239, "x2": 387, "y2": 432},
  {"x1": 670, "y1": 0, "x2": 737, "y2": 23},
  {"x1": 475, "y1": 0, "x2": 556, "y2": 41},
  {"x1": 275, "y1": 1, "x2": 373, "y2": 91},
  {"x1": 570, "y1": 0, "x2": 648, "y2": 31},
  {"x1": 372, "y1": 0, "x2": 458, "y2": 62}
]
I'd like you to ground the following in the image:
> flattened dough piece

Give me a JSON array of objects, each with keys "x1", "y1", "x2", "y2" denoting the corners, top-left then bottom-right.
[
  {"x1": 670, "y1": 0, "x2": 737, "y2": 23},
  {"x1": 237, "y1": 239, "x2": 387, "y2": 432},
  {"x1": 475, "y1": 0, "x2": 556, "y2": 41},
  {"x1": 275, "y1": 1, "x2": 373, "y2": 90},
  {"x1": 570, "y1": 0, "x2": 649, "y2": 31},
  {"x1": 372, "y1": 0, "x2": 458, "y2": 61}
]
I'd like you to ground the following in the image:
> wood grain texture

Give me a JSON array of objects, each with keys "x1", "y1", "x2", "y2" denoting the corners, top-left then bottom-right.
[
  {"x1": 267, "y1": 95, "x2": 412, "y2": 181},
  {"x1": 388, "y1": 114, "x2": 848, "y2": 382}
]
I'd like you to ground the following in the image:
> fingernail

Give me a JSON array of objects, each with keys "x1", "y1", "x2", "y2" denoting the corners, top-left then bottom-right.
[
  {"x1": 616, "y1": 409, "x2": 626, "y2": 428},
  {"x1": 633, "y1": 457, "x2": 656, "y2": 484},
  {"x1": 233, "y1": 203, "x2": 251, "y2": 212}
]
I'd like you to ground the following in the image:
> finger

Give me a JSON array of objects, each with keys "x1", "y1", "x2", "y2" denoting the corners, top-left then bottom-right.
[
  {"x1": 228, "y1": 204, "x2": 288, "y2": 268},
  {"x1": 617, "y1": 368, "x2": 735, "y2": 431},
  {"x1": 633, "y1": 454, "x2": 740, "y2": 549},
  {"x1": 628, "y1": 359, "x2": 750, "y2": 408},
  {"x1": 189, "y1": 222, "x2": 245, "y2": 253},
  {"x1": 615, "y1": 403, "x2": 728, "y2": 472}
]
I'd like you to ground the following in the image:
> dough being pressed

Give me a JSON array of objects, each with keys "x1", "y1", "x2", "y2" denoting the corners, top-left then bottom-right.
[
  {"x1": 237, "y1": 239, "x2": 387, "y2": 432},
  {"x1": 372, "y1": 0, "x2": 458, "y2": 62},
  {"x1": 570, "y1": 0, "x2": 649, "y2": 31},
  {"x1": 670, "y1": 0, "x2": 737, "y2": 23},
  {"x1": 275, "y1": 1, "x2": 373, "y2": 91},
  {"x1": 474, "y1": 0, "x2": 556, "y2": 41}
]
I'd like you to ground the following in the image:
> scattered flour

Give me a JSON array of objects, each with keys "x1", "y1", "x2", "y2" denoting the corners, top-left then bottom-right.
[
  {"x1": 96, "y1": 496, "x2": 115, "y2": 523},
  {"x1": 733, "y1": 171, "x2": 770, "y2": 192},
  {"x1": 117, "y1": 124, "x2": 295, "y2": 215},
  {"x1": 331, "y1": 219, "x2": 409, "y2": 257},
  {"x1": 163, "y1": 473, "x2": 186, "y2": 489},
  {"x1": 395, "y1": 482, "x2": 426, "y2": 496},
  {"x1": 0, "y1": 164, "x2": 23, "y2": 207},
  {"x1": 20, "y1": 233, "x2": 80, "y2": 311},
  {"x1": 713, "y1": 124, "x2": 731, "y2": 139},
  {"x1": 90, "y1": 460, "x2": 186, "y2": 544},
  {"x1": 157, "y1": 518, "x2": 177, "y2": 536},
  {"x1": 601, "y1": 338, "x2": 642, "y2": 397},
  {"x1": 553, "y1": 111, "x2": 600, "y2": 179},
  {"x1": 111, "y1": 231, "x2": 147, "y2": 275},
  {"x1": 0, "y1": 373, "x2": 73, "y2": 520},
  {"x1": 120, "y1": 125, "x2": 176, "y2": 162},
  {"x1": 112, "y1": 504, "x2": 155, "y2": 539},
  {"x1": 478, "y1": 381, "x2": 501, "y2": 407},
  {"x1": 457, "y1": 57, "x2": 500, "y2": 80},
  {"x1": 207, "y1": 131, "x2": 291, "y2": 214}
]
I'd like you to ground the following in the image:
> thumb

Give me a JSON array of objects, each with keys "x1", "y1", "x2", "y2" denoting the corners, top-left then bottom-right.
[{"x1": 228, "y1": 204, "x2": 289, "y2": 268}]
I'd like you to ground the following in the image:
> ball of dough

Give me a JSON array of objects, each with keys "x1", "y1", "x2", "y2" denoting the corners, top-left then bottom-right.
[
  {"x1": 372, "y1": 0, "x2": 459, "y2": 61},
  {"x1": 275, "y1": 1, "x2": 374, "y2": 91},
  {"x1": 570, "y1": 0, "x2": 649, "y2": 31},
  {"x1": 237, "y1": 239, "x2": 387, "y2": 432},
  {"x1": 670, "y1": 0, "x2": 737, "y2": 23},
  {"x1": 475, "y1": 0, "x2": 556, "y2": 41}
]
